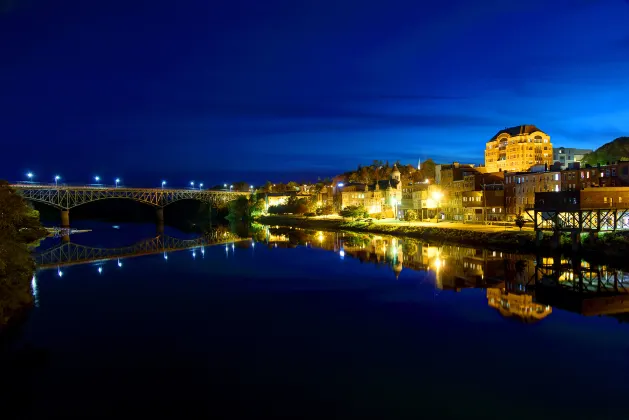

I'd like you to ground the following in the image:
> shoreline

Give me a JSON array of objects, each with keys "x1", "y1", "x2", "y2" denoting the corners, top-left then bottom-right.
[{"x1": 256, "y1": 215, "x2": 629, "y2": 266}]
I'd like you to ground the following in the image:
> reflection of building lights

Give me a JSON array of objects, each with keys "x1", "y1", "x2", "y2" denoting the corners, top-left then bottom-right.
[
  {"x1": 340, "y1": 249, "x2": 345, "y2": 258},
  {"x1": 164, "y1": 253, "x2": 168, "y2": 260},
  {"x1": 434, "y1": 259, "x2": 441, "y2": 270},
  {"x1": 201, "y1": 247, "x2": 205, "y2": 255},
  {"x1": 98, "y1": 266, "x2": 103, "y2": 274},
  {"x1": 117, "y1": 259, "x2": 122, "y2": 268},
  {"x1": 31, "y1": 275, "x2": 38, "y2": 306},
  {"x1": 192, "y1": 250, "x2": 196, "y2": 258},
  {"x1": 318, "y1": 231, "x2": 324, "y2": 242}
]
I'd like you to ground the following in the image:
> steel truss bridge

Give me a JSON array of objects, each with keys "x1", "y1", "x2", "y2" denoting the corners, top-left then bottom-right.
[
  {"x1": 11, "y1": 185, "x2": 249, "y2": 210},
  {"x1": 528, "y1": 208, "x2": 629, "y2": 232},
  {"x1": 36, "y1": 232, "x2": 244, "y2": 269}
]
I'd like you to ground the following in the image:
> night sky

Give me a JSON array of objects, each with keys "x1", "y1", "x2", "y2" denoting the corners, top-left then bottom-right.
[{"x1": 2, "y1": 0, "x2": 629, "y2": 186}]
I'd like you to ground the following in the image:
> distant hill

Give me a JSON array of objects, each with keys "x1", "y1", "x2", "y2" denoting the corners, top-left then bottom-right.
[{"x1": 581, "y1": 137, "x2": 629, "y2": 166}]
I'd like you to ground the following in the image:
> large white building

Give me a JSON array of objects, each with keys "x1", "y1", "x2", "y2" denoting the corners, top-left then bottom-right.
[{"x1": 553, "y1": 147, "x2": 593, "y2": 169}]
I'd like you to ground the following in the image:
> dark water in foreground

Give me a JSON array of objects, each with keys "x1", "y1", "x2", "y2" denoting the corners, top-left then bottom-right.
[{"x1": 3, "y1": 222, "x2": 629, "y2": 419}]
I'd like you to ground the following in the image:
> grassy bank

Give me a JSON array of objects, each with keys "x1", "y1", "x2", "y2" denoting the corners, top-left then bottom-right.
[
  {"x1": 257, "y1": 215, "x2": 629, "y2": 263},
  {"x1": 258, "y1": 215, "x2": 538, "y2": 252}
]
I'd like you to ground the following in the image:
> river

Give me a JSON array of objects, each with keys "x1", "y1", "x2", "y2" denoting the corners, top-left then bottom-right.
[{"x1": 3, "y1": 221, "x2": 629, "y2": 418}]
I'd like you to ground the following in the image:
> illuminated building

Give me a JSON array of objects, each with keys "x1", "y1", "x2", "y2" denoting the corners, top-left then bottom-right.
[
  {"x1": 486, "y1": 288, "x2": 552, "y2": 323},
  {"x1": 338, "y1": 164, "x2": 401, "y2": 216},
  {"x1": 504, "y1": 164, "x2": 562, "y2": 219},
  {"x1": 485, "y1": 125, "x2": 553, "y2": 173}
]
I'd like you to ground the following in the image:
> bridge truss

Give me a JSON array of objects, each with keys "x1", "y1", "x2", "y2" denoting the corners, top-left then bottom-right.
[
  {"x1": 529, "y1": 208, "x2": 629, "y2": 232},
  {"x1": 36, "y1": 233, "x2": 243, "y2": 269},
  {"x1": 12, "y1": 185, "x2": 248, "y2": 209}
]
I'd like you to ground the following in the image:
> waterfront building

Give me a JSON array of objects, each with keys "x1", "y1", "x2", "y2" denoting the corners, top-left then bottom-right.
[
  {"x1": 504, "y1": 164, "x2": 562, "y2": 219},
  {"x1": 337, "y1": 164, "x2": 402, "y2": 216},
  {"x1": 560, "y1": 161, "x2": 629, "y2": 191},
  {"x1": 485, "y1": 125, "x2": 553, "y2": 173},
  {"x1": 553, "y1": 147, "x2": 593, "y2": 169}
]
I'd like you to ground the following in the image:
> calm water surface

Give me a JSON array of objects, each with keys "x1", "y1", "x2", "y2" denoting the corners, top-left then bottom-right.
[{"x1": 3, "y1": 222, "x2": 629, "y2": 419}]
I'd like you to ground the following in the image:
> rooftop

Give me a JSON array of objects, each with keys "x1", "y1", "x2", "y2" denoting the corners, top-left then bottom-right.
[{"x1": 489, "y1": 125, "x2": 545, "y2": 142}]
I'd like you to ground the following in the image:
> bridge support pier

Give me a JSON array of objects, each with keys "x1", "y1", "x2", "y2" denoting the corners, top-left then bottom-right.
[
  {"x1": 571, "y1": 231, "x2": 580, "y2": 252},
  {"x1": 550, "y1": 231, "x2": 560, "y2": 250},
  {"x1": 535, "y1": 230, "x2": 544, "y2": 246},
  {"x1": 60, "y1": 209, "x2": 70, "y2": 228},
  {"x1": 156, "y1": 207, "x2": 164, "y2": 223},
  {"x1": 156, "y1": 207, "x2": 164, "y2": 235}
]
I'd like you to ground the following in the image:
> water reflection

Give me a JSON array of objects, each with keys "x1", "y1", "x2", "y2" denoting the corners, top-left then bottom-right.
[
  {"x1": 35, "y1": 230, "x2": 241, "y2": 270},
  {"x1": 32, "y1": 225, "x2": 629, "y2": 322},
  {"x1": 261, "y1": 226, "x2": 629, "y2": 322}
]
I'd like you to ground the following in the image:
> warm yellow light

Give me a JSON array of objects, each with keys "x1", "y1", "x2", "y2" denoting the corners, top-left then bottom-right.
[
  {"x1": 432, "y1": 191, "x2": 443, "y2": 201},
  {"x1": 318, "y1": 231, "x2": 324, "y2": 242}
]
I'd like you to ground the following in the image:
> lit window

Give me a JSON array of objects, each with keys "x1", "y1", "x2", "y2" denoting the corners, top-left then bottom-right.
[
  {"x1": 555, "y1": 185, "x2": 559, "y2": 192},
  {"x1": 619, "y1": 197, "x2": 623, "y2": 203},
  {"x1": 554, "y1": 174, "x2": 559, "y2": 181},
  {"x1": 604, "y1": 197, "x2": 608, "y2": 203}
]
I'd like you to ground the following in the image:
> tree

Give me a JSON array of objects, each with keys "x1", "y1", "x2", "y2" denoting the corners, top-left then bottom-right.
[
  {"x1": 340, "y1": 205, "x2": 369, "y2": 220},
  {"x1": 0, "y1": 181, "x2": 47, "y2": 328},
  {"x1": 404, "y1": 210, "x2": 418, "y2": 223},
  {"x1": 515, "y1": 214, "x2": 526, "y2": 231},
  {"x1": 232, "y1": 181, "x2": 249, "y2": 192},
  {"x1": 294, "y1": 203, "x2": 308, "y2": 215},
  {"x1": 286, "y1": 181, "x2": 300, "y2": 191}
]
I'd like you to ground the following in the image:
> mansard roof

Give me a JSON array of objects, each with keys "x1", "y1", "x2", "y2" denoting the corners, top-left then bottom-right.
[{"x1": 490, "y1": 125, "x2": 546, "y2": 141}]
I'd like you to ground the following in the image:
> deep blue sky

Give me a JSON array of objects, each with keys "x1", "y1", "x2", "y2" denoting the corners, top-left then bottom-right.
[{"x1": 2, "y1": 0, "x2": 629, "y2": 186}]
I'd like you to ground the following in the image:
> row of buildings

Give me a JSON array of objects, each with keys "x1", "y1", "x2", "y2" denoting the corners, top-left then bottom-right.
[
  {"x1": 334, "y1": 125, "x2": 629, "y2": 222},
  {"x1": 266, "y1": 124, "x2": 629, "y2": 222}
]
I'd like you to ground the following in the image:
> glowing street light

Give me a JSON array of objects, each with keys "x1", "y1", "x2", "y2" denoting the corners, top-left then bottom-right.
[
  {"x1": 115, "y1": 178, "x2": 120, "y2": 188},
  {"x1": 337, "y1": 182, "x2": 344, "y2": 187},
  {"x1": 230, "y1": 185, "x2": 233, "y2": 192},
  {"x1": 199, "y1": 183, "x2": 203, "y2": 190},
  {"x1": 26, "y1": 172, "x2": 34, "y2": 182},
  {"x1": 223, "y1": 183, "x2": 227, "y2": 188},
  {"x1": 161, "y1": 180, "x2": 166, "y2": 189},
  {"x1": 190, "y1": 181, "x2": 194, "y2": 188},
  {"x1": 94, "y1": 176, "x2": 100, "y2": 183},
  {"x1": 250, "y1": 185, "x2": 254, "y2": 191},
  {"x1": 54, "y1": 175, "x2": 60, "y2": 186}
]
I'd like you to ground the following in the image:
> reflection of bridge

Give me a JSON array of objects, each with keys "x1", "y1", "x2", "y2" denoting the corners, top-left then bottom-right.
[
  {"x1": 36, "y1": 232, "x2": 242, "y2": 269},
  {"x1": 12, "y1": 185, "x2": 248, "y2": 227},
  {"x1": 534, "y1": 257, "x2": 629, "y2": 317}
]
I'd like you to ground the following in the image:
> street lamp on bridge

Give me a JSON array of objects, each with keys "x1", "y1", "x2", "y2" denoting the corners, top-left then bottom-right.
[
  {"x1": 94, "y1": 176, "x2": 100, "y2": 184},
  {"x1": 26, "y1": 172, "x2": 33, "y2": 182},
  {"x1": 199, "y1": 183, "x2": 203, "y2": 190},
  {"x1": 230, "y1": 185, "x2": 233, "y2": 192},
  {"x1": 115, "y1": 178, "x2": 120, "y2": 188},
  {"x1": 162, "y1": 180, "x2": 166, "y2": 189},
  {"x1": 190, "y1": 181, "x2": 194, "y2": 188},
  {"x1": 55, "y1": 175, "x2": 60, "y2": 187}
]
